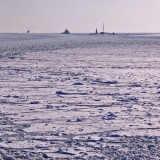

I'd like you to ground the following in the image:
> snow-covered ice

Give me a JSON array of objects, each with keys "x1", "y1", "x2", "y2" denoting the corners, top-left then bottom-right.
[{"x1": 0, "y1": 33, "x2": 160, "y2": 159}]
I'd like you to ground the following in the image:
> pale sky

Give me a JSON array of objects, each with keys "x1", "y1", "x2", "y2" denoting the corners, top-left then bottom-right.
[{"x1": 1, "y1": 0, "x2": 160, "y2": 33}]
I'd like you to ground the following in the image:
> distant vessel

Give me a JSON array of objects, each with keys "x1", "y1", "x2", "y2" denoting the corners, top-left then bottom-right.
[
  {"x1": 27, "y1": 30, "x2": 30, "y2": 33},
  {"x1": 100, "y1": 23, "x2": 106, "y2": 35},
  {"x1": 61, "y1": 29, "x2": 70, "y2": 34}
]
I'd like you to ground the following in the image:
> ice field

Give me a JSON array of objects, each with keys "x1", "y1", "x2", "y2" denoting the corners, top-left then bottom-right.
[{"x1": 0, "y1": 33, "x2": 160, "y2": 159}]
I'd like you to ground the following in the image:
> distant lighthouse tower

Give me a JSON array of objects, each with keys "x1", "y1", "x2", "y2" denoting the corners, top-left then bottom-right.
[
  {"x1": 95, "y1": 28, "x2": 98, "y2": 34},
  {"x1": 100, "y1": 23, "x2": 106, "y2": 34}
]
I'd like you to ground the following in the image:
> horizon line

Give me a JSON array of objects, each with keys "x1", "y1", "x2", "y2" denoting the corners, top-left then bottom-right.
[{"x1": 0, "y1": 32, "x2": 160, "y2": 34}]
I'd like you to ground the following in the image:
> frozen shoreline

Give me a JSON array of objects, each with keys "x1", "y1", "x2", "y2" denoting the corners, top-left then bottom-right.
[{"x1": 0, "y1": 34, "x2": 160, "y2": 159}]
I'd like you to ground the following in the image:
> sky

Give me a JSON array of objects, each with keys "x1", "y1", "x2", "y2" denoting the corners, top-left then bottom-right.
[{"x1": 0, "y1": 0, "x2": 160, "y2": 33}]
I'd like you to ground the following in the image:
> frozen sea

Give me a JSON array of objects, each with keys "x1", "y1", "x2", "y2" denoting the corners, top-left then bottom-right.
[{"x1": 0, "y1": 33, "x2": 160, "y2": 159}]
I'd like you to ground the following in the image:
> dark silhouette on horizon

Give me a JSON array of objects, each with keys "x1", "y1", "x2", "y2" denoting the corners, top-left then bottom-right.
[
  {"x1": 61, "y1": 29, "x2": 70, "y2": 34},
  {"x1": 96, "y1": 28, "x2": 97, "y2": 34},
  {"x1": 100, "y1": 23, "x2": 106, "y2": 35}
]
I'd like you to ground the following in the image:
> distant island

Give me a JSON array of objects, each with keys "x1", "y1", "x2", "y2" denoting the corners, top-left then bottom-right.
[
  {"x1": 61, "y1": 29, "x2": 70, "y2": 34},
  {"x1": 89, "y1": 28, "x2": 99, "y2": 35},
  {"x1": 89, "y1": 23, "x2": 106, "y2": 35}
]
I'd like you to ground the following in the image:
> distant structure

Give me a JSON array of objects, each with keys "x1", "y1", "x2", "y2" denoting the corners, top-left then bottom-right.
[
  {"x1": 100, "y1": 23, "x2": 106, "y2": 35},
  {"x1": 27, "y1": 30, "x2": 30, "y2": 33},
  {"x1": 89, "y1": 28, "x2": 98, "y2": 35},
  {"x1": 61, "y1": 29, "x2": 70, "y2": 34}
]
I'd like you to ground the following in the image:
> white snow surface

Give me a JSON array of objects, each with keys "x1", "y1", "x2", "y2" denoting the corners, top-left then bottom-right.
[{"x1": 0, "y1": 33, "x2": 160, "y2": 159}]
